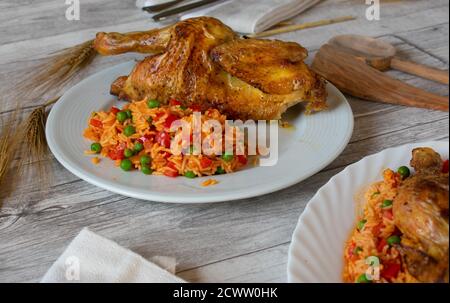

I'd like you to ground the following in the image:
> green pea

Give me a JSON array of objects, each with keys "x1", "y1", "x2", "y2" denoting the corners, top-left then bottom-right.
[
  {"x1": 185, "y1": 171, "x2": 197, "y2": 178},
  {"x1": 357, "y1": 219, "x2": 367, "y2": 231},
  {"x1": 124, "y1": 109, "x2": 132, "y2": 119},
  {"x1": 124, "y1": 148, "x2": 134, "y2": 158},
  {"x1": 134, "y1": 142, "x2": 144, "y2": 152},
  {"x1": 140, "y1": 155, "x2": 152, "y2": 166},
  {"x1": 147, "y1": 99, "x2": 160, "y2": 108},
  {"x1": 90, "y1": 143, "x2": 102, "y2": 153},
  {"x1": 120, "y1": 159, "x2": 132, "y2": 171},
  {"x1": 147, "y1": 117, "x2": 153, "y2": 124},
  {"x1": 387, "y1": 235, "x2": 401, "y2": 246},
  {"x1": 180, "y1": 106, "x2": 187, "y2": 110},
  {"x1": 382, "y1": 199, "x2": 393, "y2": 208},
  {"x1": 222, "y1": 152, "x2": 234, "y2": 162},
  {"x1": 117, "y1": 111, "x2": 128, "y2": 123},
  {"x1": 123, "y1": 125, "x2": 136, "y2": 137},
  {"x1": 141, "y1": 165, "x2": 153, "y2": 175},
  {"x1": 398, "y1": 166, "x2": 410, "y2": 179},
  {"x1": 353, "y1": 246, "x2": 363, "y2": 255},
  {"x1": 357, "y1": 273, "x2": 371, "y2": 283},
  {"x1": 215, "y1": 167, "x2": 226, "y2": 175}
]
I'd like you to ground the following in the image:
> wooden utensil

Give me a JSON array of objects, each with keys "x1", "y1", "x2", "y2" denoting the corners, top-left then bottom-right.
[
  {"x1": 328, "y1": 35, "x2": 449, "y2": 85},
  {"x1": 245, "y1": 16, "x2": 356, "y2": 39},
  {"x1": 312, "y1": 44, "x2": 449, "y2": 111}
]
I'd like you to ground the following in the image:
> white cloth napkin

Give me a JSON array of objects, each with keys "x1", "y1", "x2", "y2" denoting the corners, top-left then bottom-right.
[
  {"x1": 136, "y1": 0, "x2": 173, "y2": 7},
  {"x1": 137, "y1": 0, "x2": 321, "y2": 34},
  {"x1": 182, "y1": 0, "x2": 321, "y2": 33},
  {"x1": 41, "y1": 228, "x2": 184, "y2": 283}
]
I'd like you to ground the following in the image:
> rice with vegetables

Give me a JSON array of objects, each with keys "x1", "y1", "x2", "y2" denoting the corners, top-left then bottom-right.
[
  {"x1": 83, "y1": 98, "x2": 250, "y2": 178},
  {"x1": 343, "y1": 167, "x2": 417, "y2": 283}
]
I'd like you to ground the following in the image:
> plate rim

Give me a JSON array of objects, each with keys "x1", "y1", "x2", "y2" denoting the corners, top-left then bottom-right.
[
  {"x1": 286, "y1": 140, "x2": 450, "y2": 282},
  {"x1": 46, "y1": 61, "x2": 354, "y2": 204}
]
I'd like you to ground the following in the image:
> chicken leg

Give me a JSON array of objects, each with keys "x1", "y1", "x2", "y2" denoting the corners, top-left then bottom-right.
[
  {"x1": 93, "y1": 17, "x2": 327, "y2": 120},
  {"x1": 394, "y1": 148, "x2": 449, "y2": 282}
]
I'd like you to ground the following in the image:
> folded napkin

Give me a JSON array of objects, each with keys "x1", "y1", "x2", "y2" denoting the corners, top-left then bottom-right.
[
  {"x1": 183, "y1": 0, "x2": 321, "y2": 33},
  {"x1": 136, "y1": 0, "x2": 175, "y2": 7},
  {"x1": 41, "y1": 228, "x2": 184, "y2": 283},
  {"x1": 137, "y1": 0, "x2": 321, "y2": 34}
]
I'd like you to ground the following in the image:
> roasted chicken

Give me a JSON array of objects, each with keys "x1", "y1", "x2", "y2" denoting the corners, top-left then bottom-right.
[
  {"x1": 93, "y1": 17, "x2": 327, "y2": 120},
  {"x1": 393, "y1": 148, "x2": 449, "y2": 282}
]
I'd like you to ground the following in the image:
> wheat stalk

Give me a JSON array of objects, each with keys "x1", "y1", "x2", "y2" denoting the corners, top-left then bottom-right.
[
  {"x1": 0, "y1": 106, "x2": 23, "y2": 205},
  {"x1": 17, "y1": 40, "x2": 96, "y2": 101},
  {"x1": 0, "y1": 40, "x2": 96, "y2": 206}
]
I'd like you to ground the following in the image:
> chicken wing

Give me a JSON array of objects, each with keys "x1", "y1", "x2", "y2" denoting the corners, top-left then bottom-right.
[{"x1": 93, "y1": 17, "x2": 327, "y2": 120}]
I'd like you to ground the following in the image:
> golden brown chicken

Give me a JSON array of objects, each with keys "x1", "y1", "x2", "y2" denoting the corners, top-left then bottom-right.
[
  {"x1": 93, "y1": 17, "x2": 327, "y2": 120},
  {"x1": 393, "y1": 147, "x2": 449, "y2": 282}
]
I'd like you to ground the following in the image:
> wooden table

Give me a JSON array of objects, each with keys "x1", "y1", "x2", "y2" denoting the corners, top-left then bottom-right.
[{"x1": 0, "y1": 0, "x2": 448, "y2": 283}]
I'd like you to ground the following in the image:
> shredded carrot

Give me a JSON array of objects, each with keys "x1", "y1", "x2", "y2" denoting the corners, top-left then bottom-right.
[
  {"x1": 201, "y1": 179, "x2": 219, "y2": 187},
  {"x1": 91, "y1": 157, "x2": 101, "y2": 165}
]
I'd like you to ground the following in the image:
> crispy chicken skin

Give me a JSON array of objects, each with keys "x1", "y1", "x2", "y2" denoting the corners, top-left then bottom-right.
[
  {"x1": 393, "y1": 148, "x2": 449, "y2": 282},
  {"x1": 93, "y1": 17, "x2": 327, "y2": 120},
  {"x1": 211, "y1": 39, "x2": 311, "y2": 95}
]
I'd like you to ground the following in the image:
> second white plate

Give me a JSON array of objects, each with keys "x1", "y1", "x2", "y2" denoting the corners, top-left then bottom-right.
[
  {"x1": 46, "y1": 61, "x2": 354, "y2": 203},
  {"x1": 287, "y1": 141, "x2": 449, "y2": 282}
]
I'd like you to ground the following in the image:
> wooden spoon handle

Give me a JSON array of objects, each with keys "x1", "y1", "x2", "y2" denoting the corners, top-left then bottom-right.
[
  {"x1": 391, "y1": 57, "x2": 449, "y2": 85},
  {"x1": 312, "y1": 44, "x2": 449, "y2": 111}
]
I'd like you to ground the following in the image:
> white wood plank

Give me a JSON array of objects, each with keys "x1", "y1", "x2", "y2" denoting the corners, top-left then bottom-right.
[{"x1": 178, "y1": 243, "x2": 290, "y2": 283}]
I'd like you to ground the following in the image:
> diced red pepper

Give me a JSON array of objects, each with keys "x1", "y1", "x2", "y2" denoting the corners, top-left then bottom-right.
[
  {"x1": 442, "y1": 160, "x2": 449, "y2": 173},
  {"x1": 377, "y1": 238, "x2": 388, "y2": 252},
  {"x1": 372, "y1": 223, "x2": 384, "y2": 237},
  {"x1": 164, "y1": 114, "x2": 179, "y2": 129},
  {"x1": 164, "y1": 162, "x2": 179, "y2": 178},
  {"x1": 108, "y1": 146, "x2": 124, "y2": 160},
  {"x1": 381, "y1": 262, "x2": 401, "y2": 281},
  {"x1": 90, "y1": 119, "x2": 103, "y2": 128},
  {"x1": 169, "y1": 99, "x2": 182, "y2": 106},
  {"x1": 167, "y1": 162, "x2": 177, "y2": 170},
  {"x1": 156, "y1": 131, "x2": 171, "y2": 148},
  {"x1": 200, "y1": 157, "x2": 213, "y2": 169},
  {"x1": 111, "y1": 107, "x2": 120, "y2": 115},
  {"x1": 237, "y1": 155, "x2": 248, "y2": 165},
  {"x1": 347, "y1": 242, "x2": 356, "y2": 258},
  {"x1": 164, "y1": 170, "x2": 179, "y2": 178},
  {"x1": 383, "y1": 209, "x2": 394, "y2": 220}
]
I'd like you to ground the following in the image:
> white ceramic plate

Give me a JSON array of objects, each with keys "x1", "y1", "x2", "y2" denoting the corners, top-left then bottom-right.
[
  {"x1": 287, "y1": 141, "x2": 449, "y2": 283},
  {"x1": 46, "y1": 61, "x2": 353, "y2": 203}
]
